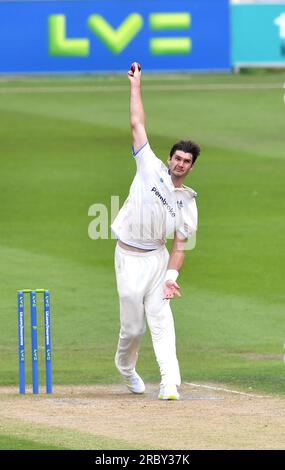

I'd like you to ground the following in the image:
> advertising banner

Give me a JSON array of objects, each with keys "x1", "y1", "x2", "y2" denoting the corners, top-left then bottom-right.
[
  {"x1": 232, "y1": 3, "x2": 285, "y2": 67},
  {"x1": 0, "y1": 0, "x2": 230, "y2": 74}
]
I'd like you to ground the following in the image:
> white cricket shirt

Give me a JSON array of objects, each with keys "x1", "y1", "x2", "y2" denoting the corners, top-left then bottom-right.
[{"x1": 111, "y1": 142, "x2": 198, "y2": 250}]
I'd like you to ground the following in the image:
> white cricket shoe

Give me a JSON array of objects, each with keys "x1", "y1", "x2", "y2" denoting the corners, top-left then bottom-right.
[
  {"x1": 158, "y1": 384, "x2": 180, "y2": 400},
  {"x1": 124, "y1": 371, "x2": 145, "y2": 394}
]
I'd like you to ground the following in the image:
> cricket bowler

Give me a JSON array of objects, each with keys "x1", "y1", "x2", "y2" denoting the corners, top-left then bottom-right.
[{"x1": 111, "y1": 62, "x2": 201, "y2": 400}]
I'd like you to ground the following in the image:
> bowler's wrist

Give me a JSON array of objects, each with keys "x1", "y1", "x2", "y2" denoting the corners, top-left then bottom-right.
[
  {"x1": 130, "y1": 82, "x2": 141, "y2": 90},
  {"x1": 165, "y1": 269, "x2": 179, "y2": 283}
]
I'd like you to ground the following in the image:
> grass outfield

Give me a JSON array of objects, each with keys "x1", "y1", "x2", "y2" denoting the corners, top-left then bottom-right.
[
  {"x1": 0, "y1": 72, "x2": 284, "y2": 397},
  {"x1": 0, "y1": 434, "x2": 67, "y2": 450},
  {"x1": 0, "y1": 412, "x2": 146, "y2": 450}
]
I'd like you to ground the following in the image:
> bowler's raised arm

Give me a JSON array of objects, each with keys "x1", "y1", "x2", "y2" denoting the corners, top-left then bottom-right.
[{"x1": 128, "y1": 62, "x2": 148, "y2": 154}]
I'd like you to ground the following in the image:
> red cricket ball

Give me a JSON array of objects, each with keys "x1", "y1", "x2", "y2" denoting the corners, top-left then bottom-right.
[{"x1": 131, "y1": 62, "x2": 141, "y2": 73}]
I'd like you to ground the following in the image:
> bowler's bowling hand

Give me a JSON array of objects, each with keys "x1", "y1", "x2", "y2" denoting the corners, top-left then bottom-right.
[
  {"x1": 128, "y1": 62, "x2": 142, "y2": 82},
  {"x1": 163, "y1": 280, "x2": 181, "y2": 300}
]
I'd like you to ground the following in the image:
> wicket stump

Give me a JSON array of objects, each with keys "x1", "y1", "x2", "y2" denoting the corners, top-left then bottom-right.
[{"x1": 17, "y1": 289, "x2": 52, "y2": 394}]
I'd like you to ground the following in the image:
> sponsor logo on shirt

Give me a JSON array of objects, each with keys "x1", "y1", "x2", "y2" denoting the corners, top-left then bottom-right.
[
  {"x1": 151, "y1": 187, "x2": 176, "y2": 217},
  {"x1": 177, "y1": 200, "x2": 183, "y2": 210}
]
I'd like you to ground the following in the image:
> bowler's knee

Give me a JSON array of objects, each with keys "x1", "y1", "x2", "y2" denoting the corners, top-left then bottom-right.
[{"x1": 121, "y1": 323, "x2": 146, "y2": 339}]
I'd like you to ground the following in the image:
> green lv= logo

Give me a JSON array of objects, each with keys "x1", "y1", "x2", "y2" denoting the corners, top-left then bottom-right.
[{"x1": 49, "y1": 14, "x2": 143, "y2": 56}]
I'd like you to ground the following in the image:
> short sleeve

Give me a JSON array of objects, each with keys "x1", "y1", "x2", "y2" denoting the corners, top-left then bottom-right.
[
  {"x1": 132, "y1": 142, "x2": 161, "y2": 174},
  {"x1": 176, "y1": 223, "x2": 196, "y2": 240},
  {"x1": 176, "y1": 199, "x2": 198, "y2": 239}
]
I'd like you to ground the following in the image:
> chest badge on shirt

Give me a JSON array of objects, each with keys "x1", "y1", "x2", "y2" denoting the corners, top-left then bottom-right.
[{"x1": 177, "y1": 200, "x2": 183, "y2": 210}]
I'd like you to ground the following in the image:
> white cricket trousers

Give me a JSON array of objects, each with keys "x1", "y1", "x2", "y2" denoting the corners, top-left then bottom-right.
[{"x1": 114, "y1": 243, "x2": 181, "y2": 386}]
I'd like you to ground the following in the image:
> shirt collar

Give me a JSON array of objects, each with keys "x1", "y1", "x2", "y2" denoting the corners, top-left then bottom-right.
[
  {"x1": 165, "y1": 168, "x2": 197, "y2": 198},
  {"x1": 177, "y1": 185, "x2": 197, "y2": 198}
]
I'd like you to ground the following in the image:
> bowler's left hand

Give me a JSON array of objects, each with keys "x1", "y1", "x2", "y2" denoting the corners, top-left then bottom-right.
[{"x1": 163, "y1": 280, "x2": 181, "y2": 300}]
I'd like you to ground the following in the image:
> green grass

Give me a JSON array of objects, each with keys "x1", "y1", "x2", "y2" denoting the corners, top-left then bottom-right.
[
  {"x1": 0, "y1": 419, "x2": 147, "y2": 450},
  {"x1": 0, "y1": 434, "x2": 67, "y2": 450},
  {"x1": 0, "y1": 73, "x2": 284, "y2": 396}
]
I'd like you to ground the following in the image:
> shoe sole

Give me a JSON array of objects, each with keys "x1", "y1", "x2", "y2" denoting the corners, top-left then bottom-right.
[
  {"x1": 158, "y1": 395, "x2": 179, "y2": 400},
  {"x1": 128, "y1": 388, "x2": 145, "y2": 394},
  {"x1": 126, "y1": 384, "x2": 145, "y2": 394}
]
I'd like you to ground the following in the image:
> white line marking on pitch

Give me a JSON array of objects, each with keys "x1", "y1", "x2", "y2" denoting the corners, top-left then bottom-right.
[
  {"x1": 184, "y1": 382, "x2": 270, "y2": 398},
  {"x1": 0, "y1": 83, "x2": 282, "y2": 94}
]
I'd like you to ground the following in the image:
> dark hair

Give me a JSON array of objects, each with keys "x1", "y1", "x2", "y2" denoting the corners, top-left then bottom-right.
[{"x1": 169, "y1": 140, "x2": 201, "y2": 165}]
